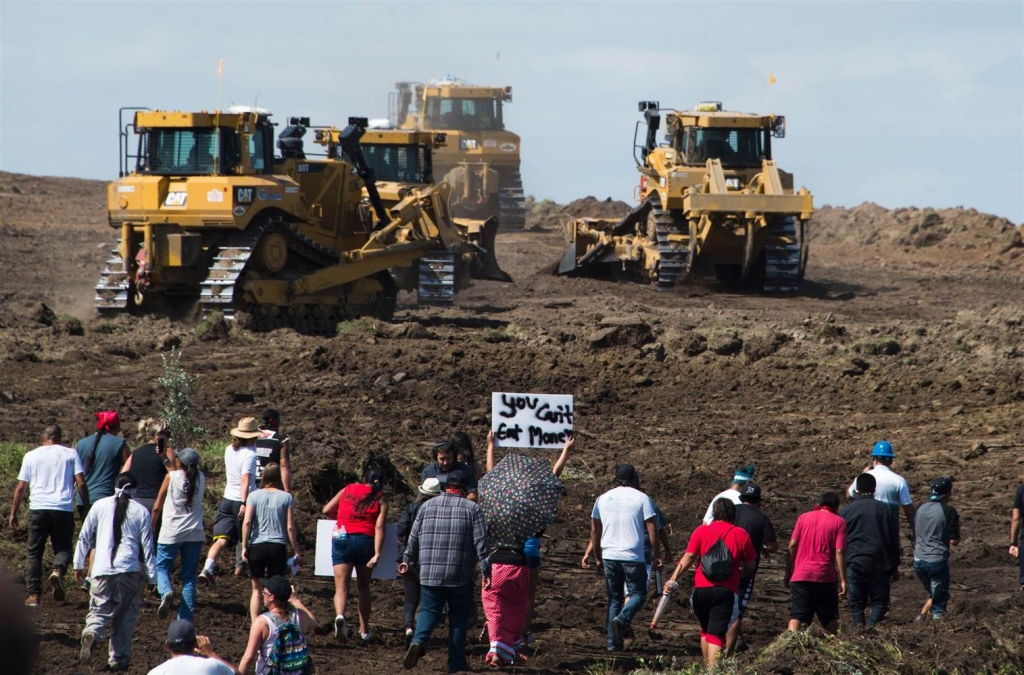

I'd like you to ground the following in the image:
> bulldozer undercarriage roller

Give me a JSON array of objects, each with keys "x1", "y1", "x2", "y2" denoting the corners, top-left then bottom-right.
[
  {"x1": 762, "y1": 215, "x2": 806, "y2": 292},
  {"x1": 498, "y1": 168, "x2": 526, "y2": 228},
  {"x1": 651, "y1": 208, "x2": 694, "y2": 292}
]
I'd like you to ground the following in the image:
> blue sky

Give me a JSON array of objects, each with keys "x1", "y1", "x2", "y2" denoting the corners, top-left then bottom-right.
[{"x1": 2, "y1": 1, "x2": 1022, "y2": 222}]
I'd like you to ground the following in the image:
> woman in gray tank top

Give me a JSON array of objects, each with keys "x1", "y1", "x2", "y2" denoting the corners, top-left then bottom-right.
[{"x1": 242, "y1": 463, "x2": 300, "y2": 624}]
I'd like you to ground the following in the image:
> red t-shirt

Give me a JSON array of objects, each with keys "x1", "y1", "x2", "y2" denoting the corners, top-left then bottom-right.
[
  {"x1": 335, "y1": 483, "x2": 381, "y2": 538},
  {"x1": 789, "y1": 508, "x2": 847, "y2": 583},
  {"x1": 686, "y1": 521, "x2": 757, "y2": 594}
]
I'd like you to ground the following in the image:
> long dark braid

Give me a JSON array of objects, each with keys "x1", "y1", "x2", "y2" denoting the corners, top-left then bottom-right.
[
  {"x1": 85, "y1": 430, "x2": 105, "y2": 473},
  {"x1": 183, "y1": 463, "x2": 200, "y2": 511},
  {"x1": 356, "y1": 466, "x2": 384, "y2": 512},
  {"x1": 111, "y1": 472, "x2": 137, "y2": 558}
]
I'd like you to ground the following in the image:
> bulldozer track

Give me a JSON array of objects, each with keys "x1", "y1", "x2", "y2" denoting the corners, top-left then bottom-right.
[
  {"x1": 417, "y1": 249, "x2": 457, "y2": 305},
  {"x1": 498, "y1": 167, "x2": 526, "y2": 228},
  {"x1": 94, "y1": 247, "x2": 130, "y2": 313},
  {"x1": 653, "y1": 208, "x2": 691, "y2": 292},
  {"x1": 762, "y1": 215, "x2": 804, "y2": 292}
]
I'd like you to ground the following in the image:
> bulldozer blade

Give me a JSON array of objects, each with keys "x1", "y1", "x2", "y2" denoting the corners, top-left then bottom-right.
[
  {"x1": 470, "y1": 217, "x2": 513, "y2": 282},
  {"x1": 556, "y1": 245, "x2": 578, "y2": 275}
]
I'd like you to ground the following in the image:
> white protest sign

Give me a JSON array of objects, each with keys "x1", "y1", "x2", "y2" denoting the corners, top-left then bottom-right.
[
  {"x1": 314, "y1": 520, "x2": 398, "y2": 580},
  {"x1": 491, "y1": 392, "x2": 574, "y2": 449}
]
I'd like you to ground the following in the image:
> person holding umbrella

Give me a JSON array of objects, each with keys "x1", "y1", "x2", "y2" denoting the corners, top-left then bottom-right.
[{"x1": 477, "y1": 448, "x2": 566, "y2": 665}]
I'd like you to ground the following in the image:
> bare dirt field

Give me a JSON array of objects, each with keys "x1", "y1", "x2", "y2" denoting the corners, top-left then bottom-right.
[{"x1": 0, "y1": 171, "x2": 1023, "y2": 674}]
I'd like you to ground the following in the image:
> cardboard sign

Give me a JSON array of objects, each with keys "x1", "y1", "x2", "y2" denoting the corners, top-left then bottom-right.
[
  {"x1": 491, "y1": 392, "x2": 574, "y2": 449},
  {"x1": 314, "y1": 520, "x2": 397, "y2": 580}
]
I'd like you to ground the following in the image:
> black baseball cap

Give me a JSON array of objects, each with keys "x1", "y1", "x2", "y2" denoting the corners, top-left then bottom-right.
[
  {"x1": 167, "y1": 619, "x2": 196, "y2": 646},
  {"x1": 929, "y1": 477, "x2": 953, "y2": 500},
  {"x1": 447, "y1": 469, "x2": 469, "y2": 487},
  {"x1": 739, "y1": 483, "x2": 762, "y2": 503},
  {"x1": 615, "y1": 464, "x2": 639, "y2": 485},
  {"x1": 261, "y1": 576, "x2": 292, "y2": 602}
]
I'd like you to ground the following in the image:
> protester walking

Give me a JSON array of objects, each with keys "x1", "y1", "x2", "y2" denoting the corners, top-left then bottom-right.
[
  {"x1": 1007, "y1": 480, "x2": 1024, "y2": 591},
  {"x1": 402, "y1": 470, "x2": 490, "y2": 673},
  {"x1": 242, "y1": 464, "x2": 300, "y2": 624},
  {"x1": 75, "y1": 472, "x2": 157, "y2": 671},
  {"x1": 913, "y1": 477, "x2": 961, "y2": 620},
  {"x1": 200, "y1": 418, "x2": 259, "y2": 585},
  {"x1": 238, "y1": 576, "x2": 316, "y2": 675},
  {"x1": 847, "y1": 440, "x2": 915, "y2": 535},
  {"x1": 840, "y1": 473, "x2": 900, "y2": 629},
  {"x1": 323, "y1": 465, "x2": 388, "y2": 643},
  {"x1": 255, "y1": 409, "x2": 291, "y2": 493},
  {"x1": 702, "y1": 465, "x2": 756, "y2": 525},
  {"x1": 152, "y1": 447, "x2": 206, "y2": 622},
  {"x1": 785, "y1": 492, "x2": 847, "y2": 634},
  {"x1": 422, "y1": 441, "x2": 479, "y2": 500},
  {"x1": 664, "y1": 498, "x2": 756, "y2": 670},
  {"x1": 9, "y1": 424, "x2": 88, "y2": 607},
  {"x1": 728, "y1": 483, "x2": 777, "y2": 654},
  {"x1": 76, "y1": 411, "x2": 130, "y2": 513},
  {"x1": 488, "y1": 430, "x2": 575, "y2": 646},
  {"x1": 396, "y1": 477, "x2": 442, "y2": 647},
  {"x1": 147, "y1": 619, "x2": 239, "y2": 675},
  {"x1": 123, "y1": 418, "x2": 173, "y2": 514},
  {"x1": 588, "y1": 464, "x2": 660, "y2": 652}
]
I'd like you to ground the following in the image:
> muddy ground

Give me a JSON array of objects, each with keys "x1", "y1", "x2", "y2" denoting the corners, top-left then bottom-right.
[{"x1": 0, "y1": 172, "x2": 1023, "y2": 674}]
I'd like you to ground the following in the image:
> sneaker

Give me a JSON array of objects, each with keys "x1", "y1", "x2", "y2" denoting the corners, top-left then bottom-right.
[
  {"x1": 49, "y1": 572, "x2": 65, "y2": 602},
  {"x1": 24, "y1": 595, "x2": 39, "y2": 608},
  {"x1": 403, "y1": 642, "x2": 423, "y2": 669},
  {"x1": 198, "y1": 569, "x2": 216, "y2": 587},
  {"x1": 610, "y1": 618, "x2": 625, "y2": 651},
  {"x1": 108, "y1": 661, "x2": 129, "y2": 672},
  {"x1": 931, "y1": 613, "x2": 944, "y2": 621},
  {"x1": 360, "y1": 631, "x2": 372, "y2": 644},
  {"x1": 79, "y1": 632, "x2": 95, "y2": 664},
  {"x1": 405, "y1": 628, "x2": 413, "y2": 649},
  {"x1": 158, "y1": 593, "x2": 174, "y2": 619},
  {"x1": 334, "y1": 615, "x2": 347, "y2": 641},
  {"x1": 79, "y1": 577, "x2": 91, "y2": 592}
]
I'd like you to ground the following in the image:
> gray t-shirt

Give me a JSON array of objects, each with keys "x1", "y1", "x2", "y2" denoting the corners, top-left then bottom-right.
[
  {"x1": 913, "y1": 501, "x2": 961, "y2": 563},
  {"x1": 247, "y1": 489, "x2": 293, "y2": 545}
]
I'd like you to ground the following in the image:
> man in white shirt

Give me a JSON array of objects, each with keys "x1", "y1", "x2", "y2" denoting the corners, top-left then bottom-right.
[
  {"x1": 590, "y1": 464, "x2": 660, "y2": 652},
  {"x1": 74, "y1": 471, "x2": 157, "y2": 671},
  {"x1": 702, "y1": 465, "x2": 755, "y2": 525},
  {"x1": 147, "y1": 619, "x2": 239, "y2": 675},
  {"x1": 846, "y1": 441, "x2": 915, "y2": 535},
  {"x1": 200, "y1": 417, "x2": 259, "y2": 585},
  {"x1": 9, "y1": 424, "x2": 89, "y2": 607}
]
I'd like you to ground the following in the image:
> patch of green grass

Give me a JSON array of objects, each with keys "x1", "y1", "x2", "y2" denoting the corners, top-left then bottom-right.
[
  {"x1": 0, "y1": 442, "x2": 29, "y2": 486},
  {"x1": 336, "y1": 317, "x2": 381, "y2": 336},
  {"x1": 475, "y1": 323, "x2": 523, "y2": 343}
]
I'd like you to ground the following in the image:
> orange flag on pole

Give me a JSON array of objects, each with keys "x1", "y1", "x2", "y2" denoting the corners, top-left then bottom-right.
[{"x1": 769, "y1": 73, "x2": 777, "y2": 86}]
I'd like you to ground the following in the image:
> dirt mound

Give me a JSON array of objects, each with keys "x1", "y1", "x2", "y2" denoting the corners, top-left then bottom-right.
[
  {"x1": 525, "y1": 195, "x2": 631, "y2": 230},
  {"x1": 0, "y1": 171, "x2": 107, "y2": 230},
  {"x1": 810, "y1": 202, "x2": 1022, "y2": 264}
]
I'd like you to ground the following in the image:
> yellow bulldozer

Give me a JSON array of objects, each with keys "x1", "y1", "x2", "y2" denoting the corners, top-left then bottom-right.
[
  {"x1": 96, "y1": 106, "x2": 497, "y2": 332},
  {"x1": 557, "y1": 101, "x2": 813, "y2": 291},
  {"x1": 390, "y1": 77, "x2": 525, "y2": 227},
  {"x1": 313, "y1": 124, "x2": 512, "y2": 283}
]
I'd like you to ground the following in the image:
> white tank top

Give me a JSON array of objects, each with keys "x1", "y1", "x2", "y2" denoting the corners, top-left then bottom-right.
[{"x1": 256, "y1": 608, "x2": 301, "y2": 675}]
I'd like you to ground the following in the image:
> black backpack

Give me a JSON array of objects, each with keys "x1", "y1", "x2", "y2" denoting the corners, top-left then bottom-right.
[{"x1": 701, "y1": 531, "x2": 735, "y2": 582}]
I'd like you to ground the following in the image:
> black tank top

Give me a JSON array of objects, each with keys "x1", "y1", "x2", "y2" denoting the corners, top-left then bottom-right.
[
  {"x1": 132, "y1": 443, "x2": 168, "y2": 499},
  {"x1": 255, "y1": 431, "x2": 285, "y2": 483}
]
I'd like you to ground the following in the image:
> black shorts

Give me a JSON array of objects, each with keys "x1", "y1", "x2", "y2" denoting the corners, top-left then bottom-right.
[
  {"x1": 789, "y1": 581, "x2": 839, "y2": 626},
  {"x1": 690, "y1": 586, "x2": 738, "y2": 647},
  {"x1": 212, "y1": 499, "x2": 243, "y2": 542},
  {"x1": 248, "y1": 542, "x2": 288, "y2": 579},
  {"x1": 737, "y1": 572, "x2": 757, "y2": 617}
]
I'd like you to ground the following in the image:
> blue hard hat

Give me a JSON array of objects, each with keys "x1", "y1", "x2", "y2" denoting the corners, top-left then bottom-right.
[{"x1": 871, "y1": 440, "x2": 895, "y2": 458}]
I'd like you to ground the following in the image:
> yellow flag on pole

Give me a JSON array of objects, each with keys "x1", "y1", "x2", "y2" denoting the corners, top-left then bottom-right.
[
  {"x1": 769, "y1": 73, "x2": 777, "y2": 86},
  {"x1": 217, "y1": 59, "x2": 224, "y2": 76}
]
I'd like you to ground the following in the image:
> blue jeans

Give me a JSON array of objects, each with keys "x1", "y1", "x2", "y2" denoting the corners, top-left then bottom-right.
[
  {"x1": 156, "y1": 541, "x2": 203, "y2": 621},
  {"x1": 913, "y1": 559, "x2": 950, "y2": 617},
  {"x1": 603, "y1": 559, "x2": 648, "y2": 650},
  {"x1": 846, "y1": 564, "x2": 892, "y2": 627},
  {"x1": 412, "y1": 584, "x2": 473, "y2": 673}
]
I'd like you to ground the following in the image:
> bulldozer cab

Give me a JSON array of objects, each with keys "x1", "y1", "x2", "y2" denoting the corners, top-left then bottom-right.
[
  {"x1": 128, "y1": 107, "x2": 275, "y2": 177},
  {"x1": 318, "y1": 128, "x2": 446, "y2": 185},
  {"x1": 392, "y1": 78, "x2": 512, "y2": 133}
]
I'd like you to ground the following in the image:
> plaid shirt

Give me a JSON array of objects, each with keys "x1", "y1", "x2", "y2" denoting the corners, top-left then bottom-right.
[{"x1": 404, "y1": 492, "x2": 490, "y2": 587}]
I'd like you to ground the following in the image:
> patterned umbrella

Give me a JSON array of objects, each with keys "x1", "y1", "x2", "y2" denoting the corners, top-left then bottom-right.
[{"x1": 478, "y1": 453, "x2": 563, "y2": 549}]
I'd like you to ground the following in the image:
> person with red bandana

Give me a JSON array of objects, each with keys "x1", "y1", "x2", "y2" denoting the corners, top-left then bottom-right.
[{"x1": 75, "y1": 412, "x2": 130, "y2": 516}]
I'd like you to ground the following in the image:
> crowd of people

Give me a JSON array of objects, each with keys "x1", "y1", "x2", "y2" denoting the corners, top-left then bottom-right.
[{"x1": 6, "y1": 406, "x2": 1010, "y2": 674}]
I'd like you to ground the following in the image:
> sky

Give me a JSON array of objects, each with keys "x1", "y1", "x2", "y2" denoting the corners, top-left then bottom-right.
[{"x1": 2, "y1": 1, "x2": 1022, "y2": 223}]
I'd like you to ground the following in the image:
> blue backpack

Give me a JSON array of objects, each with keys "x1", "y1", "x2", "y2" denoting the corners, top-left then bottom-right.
[{"x1": 265, "y1": 611, "x2": 311, "y2": 675}]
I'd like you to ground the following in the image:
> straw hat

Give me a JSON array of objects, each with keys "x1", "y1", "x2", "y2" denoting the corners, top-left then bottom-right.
[{"x1": 231, "y1": 417, "x2": 261, "y2": 439}]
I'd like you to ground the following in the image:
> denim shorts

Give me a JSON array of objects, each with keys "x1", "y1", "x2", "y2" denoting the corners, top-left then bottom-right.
[{"x1": 332, "y1": 533, "x2": 374, "y2": 566}]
